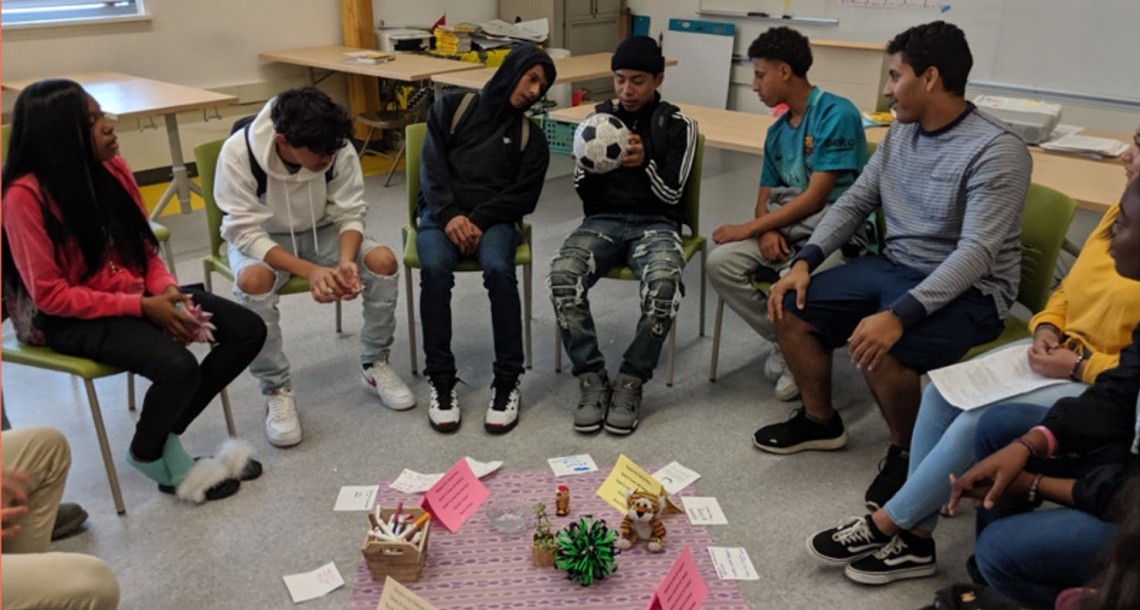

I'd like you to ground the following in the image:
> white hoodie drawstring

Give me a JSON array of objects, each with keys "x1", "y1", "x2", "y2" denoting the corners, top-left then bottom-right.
[
  {"x1": 284, "y1": 187, "x2": 299, "y2": 256},
  {"x1": 307, "y1": 180, "x2": 320, "y2": 252}
]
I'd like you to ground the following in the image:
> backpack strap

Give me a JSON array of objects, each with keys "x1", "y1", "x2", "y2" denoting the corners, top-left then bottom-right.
[
  {"x1": 242, "y1": 124, "x2": 268, "y2": 198},
  {"x1": 450, "y1": 92, "x2": 477, "y2": 136},
  {"x1": 519, "y1": 116, "x2": 530, "y2": 152}
]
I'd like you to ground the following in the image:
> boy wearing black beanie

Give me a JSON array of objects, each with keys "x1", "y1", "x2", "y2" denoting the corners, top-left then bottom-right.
[{"x1": 548, "y1": 35, "x2": 698, "y2": 437}]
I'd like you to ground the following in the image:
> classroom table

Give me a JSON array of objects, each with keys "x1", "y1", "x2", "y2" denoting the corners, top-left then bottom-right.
[
  {"x1": 3, "y1": 71, "x2": 237, "y2": 219},
  {"x1": 430, "y1": 52, "x2": 679, "y2": 91},
  {"x1": 548, "y1": 103, "x2": 1128, "y2": 213},
  {"x1": 259, "y1": 45, "x2": 482, "y2": 94}
]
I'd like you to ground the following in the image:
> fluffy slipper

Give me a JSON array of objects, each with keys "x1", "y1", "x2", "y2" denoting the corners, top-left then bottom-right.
[
  {"x1": 157, "y1": 457, "x2": 240, "y2": 503},
  {"x1": 215, "y1": 438, "x2": 262, "y2": 481}
]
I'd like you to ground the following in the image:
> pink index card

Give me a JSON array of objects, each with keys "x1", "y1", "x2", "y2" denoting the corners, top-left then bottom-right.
[
  {"x1": 420, "y1": 458, "x2": 490, "y2": 533},
  {"x1": 646, "y1": 547, "x2": 708, "y2": 610}
]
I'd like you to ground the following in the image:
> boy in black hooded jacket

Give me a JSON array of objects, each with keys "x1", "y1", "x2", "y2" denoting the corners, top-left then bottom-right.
[{"x1": 417, "y1": 44, "x2": 556, "y2": 435}]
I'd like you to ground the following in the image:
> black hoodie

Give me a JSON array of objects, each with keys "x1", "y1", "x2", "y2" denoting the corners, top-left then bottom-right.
[{"x1": 418, "y1": 45, "x2": 556, "y2": 230}]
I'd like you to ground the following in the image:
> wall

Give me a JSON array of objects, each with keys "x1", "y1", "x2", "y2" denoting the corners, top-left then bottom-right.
[
  {"x1": 374, "y1": 0, "x2": 496, "y2": 28},
  {"x1": 626, "y1": 0, "x2": 1138, "y2": 133}
]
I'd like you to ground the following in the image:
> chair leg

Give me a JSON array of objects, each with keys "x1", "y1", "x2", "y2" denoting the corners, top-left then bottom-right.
[
  {"x1": 698, "y1": 244, "x2": 707, "y2": 337},
  {"x1": 405, "y1": 266, "x2": 419, "y2": 375},
  {"x1": 666, "y1": 318, "x2": 678, "y2": 388},
  {"x1": 203, "y1": 262, "x2": 214, "y2": 293},
  {"x1": 335, "y1": 300, "x2": 343, "y2": 333},
  {"x1": 710, "y1": 298, "x2": 725, "y2": 382},
  {"x1": 163, "y1": 241, "x2": 178, "y2": 282},
  {"x1": 83, "y1": 379, "x2": 126, "y2": 515},
  {"x1": 358, "y1": 125, "x2": 378, "y2": 156},
  {"x1": 220, "y1": 387, "x2": 237, "y2": 437},
  {"x1": 383, "y1": 141, "x2": 407, "y2": 187},
  {"x1": 127, "y1": 373, "x2": 137, "y2": 411},
  {"x1": 524, "y1": 262, "x2": 533, "y2": 370}
]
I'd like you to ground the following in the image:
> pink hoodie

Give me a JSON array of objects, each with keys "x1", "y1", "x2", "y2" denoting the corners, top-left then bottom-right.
[{"x1": 3, "y1": 156, "x2": 177, "y2": 319}]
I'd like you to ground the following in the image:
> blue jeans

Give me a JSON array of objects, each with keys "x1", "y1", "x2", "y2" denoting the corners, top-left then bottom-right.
[
  {"x1": 883, "y1": 339, "x2": 1086, "y2": 533},
  {"x1": 548, "y1": 214, "x2": 685, "y2": 382},
  {"x1": 972, "y1": 403, "x2": 1116, "y2": 610},
  {"x1": 416, "y1": 211, "x2": 523, "y2": 378}
]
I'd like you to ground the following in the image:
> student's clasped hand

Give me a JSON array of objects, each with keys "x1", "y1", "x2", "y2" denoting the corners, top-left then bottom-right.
[
  {"x1": 767, "y1": 261, "x2": 811, "y2": 322},
  {"x1": 947, "y1": 442, "x2": 1029, "y2": 515},
  {"x1": 1, "y1": 469, "x2": 30, "y2": 539},
  {"x1": 444, "y1": 215, "x2": 483, "y2": 256},
  {"x1": 334, "y1": 260, "x2": 362, "y2": 301},
  {"x1": 306, "y1": 266, "x2": 352, "y2": 304},
  {"x1": 758, "y1": 231, "x2": 791, "y2": 262},
  {"x1": 847, "y1": 311, "x2": 904, "y2": 371},
  {"x1": 622, "y1": 134, "x2": 645, "y2": 167},
  {"x1": 141, "y1": 287, "x2": 199, "y2": 344}
]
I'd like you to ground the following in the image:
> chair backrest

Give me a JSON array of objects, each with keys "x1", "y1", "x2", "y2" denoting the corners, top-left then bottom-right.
[
  {"x1": 192, "y1": 139, "x2": 228, "y2": 259},
  {"x1": 1018, "y1": 182, "x2": 1078, "y2": 312},
  {"x1": 405, "y1": 122, "x2": 427, "y2": 226},
  {"x1": 678, "y1": 133, "x2": 705, "y2": 238}
]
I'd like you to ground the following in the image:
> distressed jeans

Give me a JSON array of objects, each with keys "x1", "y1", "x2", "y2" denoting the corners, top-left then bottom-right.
[
  {"x1": 228, "y1": 224, "x2": 398, "y2": 394},
  {"x1": 547, "y1": 214, "x2": 685, "y2": 382}
]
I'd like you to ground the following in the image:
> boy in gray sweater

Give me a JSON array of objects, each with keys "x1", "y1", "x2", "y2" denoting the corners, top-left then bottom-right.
[{"x1": 756, "y1": 21, "x2": 1032, "y2": 509}]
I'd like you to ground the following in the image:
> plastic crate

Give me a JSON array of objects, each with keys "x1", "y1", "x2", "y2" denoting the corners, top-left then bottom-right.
[{"x1": 543, "y1": 118, "x2": 576, "y2": 156}]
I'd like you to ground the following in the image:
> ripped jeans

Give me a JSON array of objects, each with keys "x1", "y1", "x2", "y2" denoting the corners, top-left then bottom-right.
[{"x1": 548, "y1": 214, "x2": 685, "y2": 382}]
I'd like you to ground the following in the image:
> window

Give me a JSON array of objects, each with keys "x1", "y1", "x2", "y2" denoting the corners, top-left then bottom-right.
[{"x1": 2, "y1": 0, "x2": 146, "y2": 28}]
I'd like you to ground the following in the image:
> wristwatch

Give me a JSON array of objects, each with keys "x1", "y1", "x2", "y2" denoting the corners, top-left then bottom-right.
[{"x1": 1070, "y1": 351, "x2": 1086, "y2": 382}]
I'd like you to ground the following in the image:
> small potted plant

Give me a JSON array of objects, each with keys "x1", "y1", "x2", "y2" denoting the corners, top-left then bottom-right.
[{"x1": 532, "y1": 502, "x2": 557, "y2": 568}]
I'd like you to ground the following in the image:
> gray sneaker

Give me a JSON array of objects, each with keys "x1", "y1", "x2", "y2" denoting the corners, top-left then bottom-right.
[
  {"x1": 605, "y1": 373, "x2": 643, "y2": 435},
  {"x1": 573, "y1": 372, "x2": 610, "y2": 434}
]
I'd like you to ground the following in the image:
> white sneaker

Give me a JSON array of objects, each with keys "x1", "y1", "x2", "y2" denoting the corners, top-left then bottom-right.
[
  {"x1": 427, "y1": 375, "x2": 461, "y2": 433},
  {"x1": 362, "y1": 359, "x2": 416, "y2": 410},
  {"x1": 264, "y1": 389, "x2": 302, "y2": 447},
  {"x1": 484, "y1": 378, "x2": 520, "y2": 434},
  {"x1": 764, "y1": 347, "x2": 787, "y2": 381},
  {"x1": 775, "y1": 371, "x2": 801, "y2": 401}
]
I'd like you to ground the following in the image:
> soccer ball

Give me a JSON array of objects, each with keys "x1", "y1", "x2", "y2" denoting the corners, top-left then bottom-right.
[{"x1": 573, "y1": 113, "x2": 629, "y2": 174}]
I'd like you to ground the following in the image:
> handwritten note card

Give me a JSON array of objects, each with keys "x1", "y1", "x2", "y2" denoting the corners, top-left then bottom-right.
[
  {"x1": 376, "y1": 576, "x2": 438, "y2": 610},
  {"x1": 646, "y1": 547, "x2": 708, "y2": 610},
  {"x1": 333, "y1": 485, "x2": 379, "y2": 511},
  {"x1": 282, "y1": 561, "x2": 344, "y2": 604},
  {"x1": 652, "y1": 461, "x2": 701, "y2": 495},
  {"x1": 682, "y1": 497, "x2": 727, "y2": 525},
  {"x1": 420, "y1": 458, "x2": 489, "y2": 532},
  {"x1": 548, "y1": 454, "x2": 598, "y2": 477},
  {"x1": 596, "y1": 454, "x2": 666, "y2": 514},
  {"x1": 707, "y1": 547, "x2": 759, "y2": 580}
]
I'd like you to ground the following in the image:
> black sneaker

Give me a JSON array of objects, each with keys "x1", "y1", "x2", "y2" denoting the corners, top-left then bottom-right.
[
  {"x1": 484, "y1": 376, "x2": 520, "y2": 434},
  {"x1": 427, "y1": 374, "x2": 461, "y2": 433},
  {"x1": 807, "y1": 515, "x2": 892, "y2": 565},
  {"x1": 864, "y1": 445, "x2": 910, "y2": 510},
  {"x1": 752, "y1": 409, "x2": 847, "y2": 454},
  {"x1": 845, "y1": 530, "x2": 937, "y2": 585}
]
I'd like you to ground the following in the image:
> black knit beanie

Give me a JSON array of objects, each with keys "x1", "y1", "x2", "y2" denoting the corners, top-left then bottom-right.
[{"x1": 611, "y1": 36, "x2": 664, "y2": 75}]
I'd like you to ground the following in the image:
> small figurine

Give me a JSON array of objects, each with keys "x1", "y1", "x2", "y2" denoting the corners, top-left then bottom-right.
[
  {"x1": 532, "y1": 503, "x2": 557, "y2": 567},
  {"x1": 614, "y1": 488, "x2": 667, "y2": 553},
  {"x1": 555, "y1": 485, "x2": 570, "y2": 516}
]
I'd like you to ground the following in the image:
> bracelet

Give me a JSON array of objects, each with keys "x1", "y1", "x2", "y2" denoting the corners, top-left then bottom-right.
[
  {"x1": 1030, "y1": 425, "x2": 1058, "y2": 457},
  {"x1": 1015, "y1": 436, "x2": 1039, "y2": 459},
  {"x1": 1069, "y1": 352, "x2": 1086, "y2": 382},
  {"x1": 1027, "y1": 473, "x2": 1044, "y2": 506}
]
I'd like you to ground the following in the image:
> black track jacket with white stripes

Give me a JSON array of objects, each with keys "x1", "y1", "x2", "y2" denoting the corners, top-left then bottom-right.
[{"x1": 574, "y1": 93, "x2": 697, "y2": 225}]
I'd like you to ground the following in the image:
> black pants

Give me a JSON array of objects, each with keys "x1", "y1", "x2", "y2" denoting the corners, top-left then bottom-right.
[{"x1": 43, "y1": 289, "x2": 266, "y2": 461}]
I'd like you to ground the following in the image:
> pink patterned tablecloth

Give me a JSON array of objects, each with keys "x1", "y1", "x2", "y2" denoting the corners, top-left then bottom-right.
[{"x1": 348, "y1": 467, "x2": 748, "y2": 609}]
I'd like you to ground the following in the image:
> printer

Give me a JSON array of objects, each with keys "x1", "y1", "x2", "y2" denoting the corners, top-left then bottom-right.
[
  {"x1": 974, "y1": 95, "x2": 1063, "y2": 144},
  {"x1": 376, "y1": 28, "x2": 433, "y2": 52}
]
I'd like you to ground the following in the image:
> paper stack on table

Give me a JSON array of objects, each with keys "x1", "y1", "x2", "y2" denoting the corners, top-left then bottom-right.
[{"x1": 1040, "y1": 132, "x2": 1129, "y2": 157}]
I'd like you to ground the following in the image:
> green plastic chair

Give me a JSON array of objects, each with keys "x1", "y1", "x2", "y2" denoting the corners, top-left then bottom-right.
[
  {"x1": 553, "y1": 134, "x2": 708, "y2": 387},
  {"x1": 401, "y1": 122, "x2": 534, "y2": 374},
  {"x1": 193, "y1": 139, "x2": 341, "y2": 332},
  {"x1": 962, "y1": 183, "x2": 1078, "y2": 359}
]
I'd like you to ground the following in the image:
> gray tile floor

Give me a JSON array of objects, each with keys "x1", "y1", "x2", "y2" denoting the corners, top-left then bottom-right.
[{"x1": 2, "y1": 149, "x2": 1101, "y2": 609}]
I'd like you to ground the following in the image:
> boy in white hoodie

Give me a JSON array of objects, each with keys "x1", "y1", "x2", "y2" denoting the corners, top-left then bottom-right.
[{"x1": 215, "y1": 87, "x2": 413, "y2": 448}]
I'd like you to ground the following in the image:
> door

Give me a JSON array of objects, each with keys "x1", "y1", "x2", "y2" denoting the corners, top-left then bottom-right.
[
  {"x1": 564, "y1": 0, "x2": 593, "y2": 21},
  {"x1": 565, "y1": 17, "x2": 620, "y2": 99},
  {"x1": 593, "y1": 0, "x2": 622, "y2": 17}
]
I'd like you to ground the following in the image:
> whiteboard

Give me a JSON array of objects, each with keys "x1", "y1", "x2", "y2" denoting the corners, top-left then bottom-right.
[
  {"x1": 698, "y1": 0, "x2": 1139, "y2": 104},
  {"x1": 661, "y1": 20, "x2": 736, "y2": 108}
]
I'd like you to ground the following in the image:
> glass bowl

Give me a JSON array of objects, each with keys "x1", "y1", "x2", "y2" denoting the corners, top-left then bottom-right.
[{"x1": 485, "y1": 499, "x2": 530, "y2": 534}]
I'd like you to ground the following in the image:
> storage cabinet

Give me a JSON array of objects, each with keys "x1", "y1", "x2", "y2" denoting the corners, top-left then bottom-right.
[{"x1": 499, "y1": 0, "x2": 621, "y2": 98}]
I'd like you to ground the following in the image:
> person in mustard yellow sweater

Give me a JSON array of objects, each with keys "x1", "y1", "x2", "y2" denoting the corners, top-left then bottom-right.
[{"x1": 804, "y1": 190, "x2": 1140, "y2": 585}]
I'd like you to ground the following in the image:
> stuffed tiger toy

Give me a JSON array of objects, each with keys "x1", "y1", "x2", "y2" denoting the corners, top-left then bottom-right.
[{"x1": 615, "y1": 488, "x2": 667, "y2": 553}]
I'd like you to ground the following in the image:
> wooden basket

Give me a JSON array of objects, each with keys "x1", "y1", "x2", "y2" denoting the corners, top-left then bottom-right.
[{"x1": 361, "y1": 507, "x2": 432, "y2": 582}]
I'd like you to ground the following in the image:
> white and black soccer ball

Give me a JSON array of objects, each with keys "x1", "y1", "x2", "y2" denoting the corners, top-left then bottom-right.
[{"x1": 572, "y1": 113, "x2": 629, "y2": 174}]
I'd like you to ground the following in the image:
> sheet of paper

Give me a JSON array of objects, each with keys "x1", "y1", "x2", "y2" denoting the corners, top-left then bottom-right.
[
  {"x1": 282, "y1": 561, "x2": 344, "y2": 604},
  {"x1": 388, "y1": 458, "x2": 503, "y2": 494},
  {"x1": 596, "y1": 454, "x2": 666, "y2": 514},
  {"x1": 682, "y1": 497, "x2": 727, "y2": 525},
  {"x1": 928, "y1": 343, "x2": 1070, "y2": 410},
  {"x1": 1040, "y1": 133, "x2": 1129, "y2": 157},
  {"x1": 377, "y1": 576, "x2": 438, "y2": 610},
  {"x1": 548, "y1": 454, "x2": 598, "y2": 477},
  {"x1": 333, "y1": 485, "x2": 379, "y2": 511},
  {"x1": 420, "y1": 458, "x2": 489, "y2": 533},
  {"x1": 652, "y1": 461, "x2": 701, "y2": 495},
  {"x1": 646, "y1": 547, "x2": 709, "y2": 610},
  {"x1": 707, "y1": 547, "x2": 760, "y2": 581}
]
